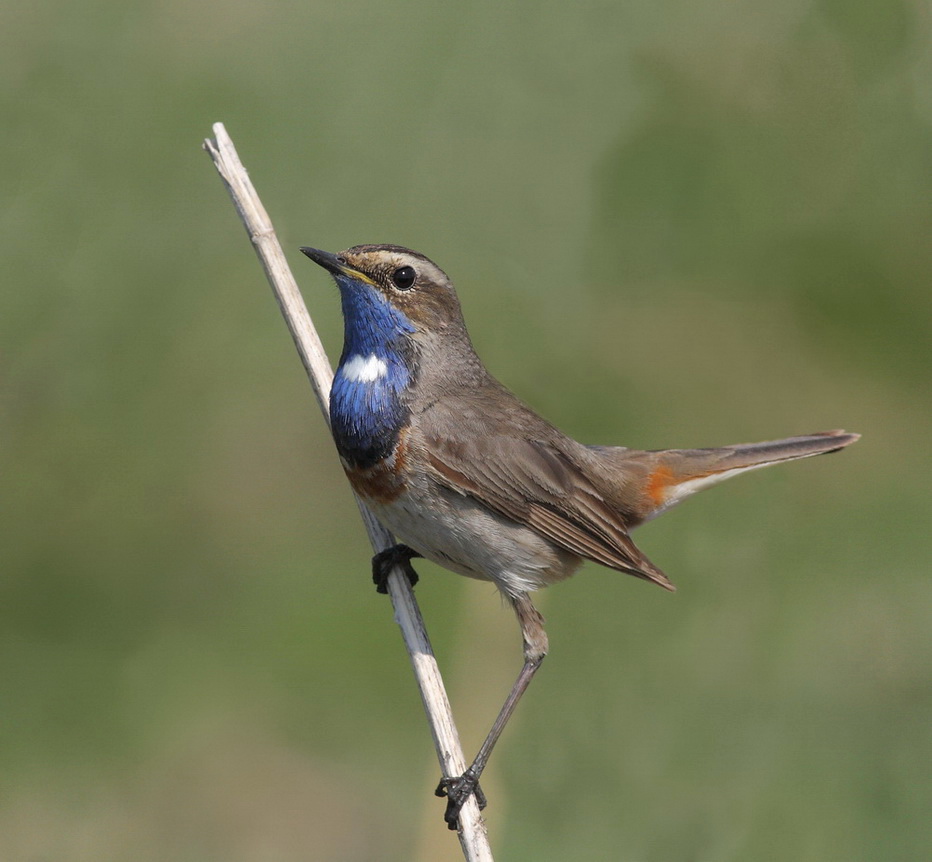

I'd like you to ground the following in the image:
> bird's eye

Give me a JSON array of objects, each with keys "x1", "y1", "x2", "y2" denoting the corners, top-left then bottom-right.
[{"x1": 391, "y1": 265, "x2": 417, "y2": 290}]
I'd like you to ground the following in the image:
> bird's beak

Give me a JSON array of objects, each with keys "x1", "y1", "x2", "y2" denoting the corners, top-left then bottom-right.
[{"x1": 300, "y1": 247, "x2": 376, "y2": 286}]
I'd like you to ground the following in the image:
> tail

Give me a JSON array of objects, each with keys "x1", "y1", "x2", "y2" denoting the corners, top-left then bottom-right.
[
  {"x1": 592, "y1": 429, "x2": 860, "y2": 525},
  {"x1": 668, "y1": 429, "x2": 861, "y2": 472}
]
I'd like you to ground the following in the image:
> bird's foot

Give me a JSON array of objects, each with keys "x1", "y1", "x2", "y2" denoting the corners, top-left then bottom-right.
[
  {"x1": 435, "y1": 769, "x2": 486, "y2": 830},
  {"x1": 371, "y1": 544, "x2": 422, "y2": 594}
]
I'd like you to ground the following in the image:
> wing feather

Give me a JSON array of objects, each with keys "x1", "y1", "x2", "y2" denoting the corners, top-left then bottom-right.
[{"x1": 425, "y1": 434, "x2": 674, "y2": 590}]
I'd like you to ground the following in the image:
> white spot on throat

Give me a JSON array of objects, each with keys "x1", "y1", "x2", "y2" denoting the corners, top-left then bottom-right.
[{"x1": 341, "y1": 353, "x2": 388, "y2": 383}]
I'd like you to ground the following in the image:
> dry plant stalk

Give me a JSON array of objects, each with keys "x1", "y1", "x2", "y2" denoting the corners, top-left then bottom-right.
[{"x1": 203, "y1": 122, "x2": 493, "y2": 861}]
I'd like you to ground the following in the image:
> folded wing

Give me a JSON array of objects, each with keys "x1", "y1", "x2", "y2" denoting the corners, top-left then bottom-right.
[{"x1": 425, "y1": 433, "x2": 675, "y2": 590}]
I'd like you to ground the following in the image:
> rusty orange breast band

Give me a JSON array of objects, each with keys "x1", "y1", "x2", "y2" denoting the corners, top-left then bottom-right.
[{"x1": 344, "y1": 435, "x2": 409, "y2": 504}]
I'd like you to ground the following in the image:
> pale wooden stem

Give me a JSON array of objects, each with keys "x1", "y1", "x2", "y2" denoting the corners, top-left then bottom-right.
[{"x1": 203, "y1": 123, "x2": 492, "y2": 861}]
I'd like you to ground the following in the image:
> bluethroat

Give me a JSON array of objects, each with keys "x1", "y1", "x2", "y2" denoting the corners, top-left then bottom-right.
[{"x1": 300, "y1": 244, "x2": 859, "y2": 829}]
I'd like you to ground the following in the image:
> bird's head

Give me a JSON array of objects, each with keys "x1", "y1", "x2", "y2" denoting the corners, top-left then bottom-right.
[
  {"x1": 301, "y1": 244, "x2": 480, "y2": 466},
  {"x1": 300, "y1": 244, "x2": 467, "y2": 340}
]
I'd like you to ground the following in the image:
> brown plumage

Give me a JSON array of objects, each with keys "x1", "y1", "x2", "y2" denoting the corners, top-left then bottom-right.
[{"x1": 301, "y1": 243, "x2": 860, "y2": 829}]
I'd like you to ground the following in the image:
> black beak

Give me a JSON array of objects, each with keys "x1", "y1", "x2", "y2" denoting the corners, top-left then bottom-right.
[{"x1": 299, "y1": 247, "x2": 347, "y2": 276}]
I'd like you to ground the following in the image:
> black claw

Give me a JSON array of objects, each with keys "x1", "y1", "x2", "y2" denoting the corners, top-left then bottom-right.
[
  {"x1": 371, "y1": 544, "x2": 422, "y2": 594},
  {"x1": 435, "y1": 770, "x2": 485, "y2": 829}
]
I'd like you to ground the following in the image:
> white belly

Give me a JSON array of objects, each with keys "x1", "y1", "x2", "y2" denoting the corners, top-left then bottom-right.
[{"x1": 365, "y1": 484, "x2": 582, "y2": 598}]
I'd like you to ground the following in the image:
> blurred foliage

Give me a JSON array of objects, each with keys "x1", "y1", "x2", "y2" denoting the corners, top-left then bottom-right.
[{"x1": 2, "y1": 0, "x2": 930, "y2": 860}]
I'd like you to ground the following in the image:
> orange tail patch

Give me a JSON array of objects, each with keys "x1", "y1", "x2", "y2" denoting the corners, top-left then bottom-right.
[{"x1": 645, "y1": 465, "x2": 675, "y2": 506}]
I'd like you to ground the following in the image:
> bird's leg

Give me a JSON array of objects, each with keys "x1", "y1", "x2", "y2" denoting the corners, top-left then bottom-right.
[
  {"x1": 371, "y1": 544, "x2": 422, "y2": 594},
  {"x1": 436, "y1": 593, "x2": 548, "y2": 829}
]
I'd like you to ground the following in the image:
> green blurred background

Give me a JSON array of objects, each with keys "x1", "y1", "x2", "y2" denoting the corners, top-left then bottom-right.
[{"x1": 3, "y1": 1, "x2": 930, "y2": 859}]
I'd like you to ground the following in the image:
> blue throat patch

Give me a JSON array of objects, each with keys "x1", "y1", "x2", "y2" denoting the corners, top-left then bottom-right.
[{"x1": 330, "y1": 276, "x2": 416, "y2": 467}]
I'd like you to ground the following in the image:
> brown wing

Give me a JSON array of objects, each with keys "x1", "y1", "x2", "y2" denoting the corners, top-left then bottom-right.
[{"x1": 424, "y1": 433, "x2": 675, "y2": 590}]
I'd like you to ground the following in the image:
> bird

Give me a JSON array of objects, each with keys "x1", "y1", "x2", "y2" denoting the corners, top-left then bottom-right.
[{"x1": 300, "y1": 243, "x2": 859, "y2": 829}]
